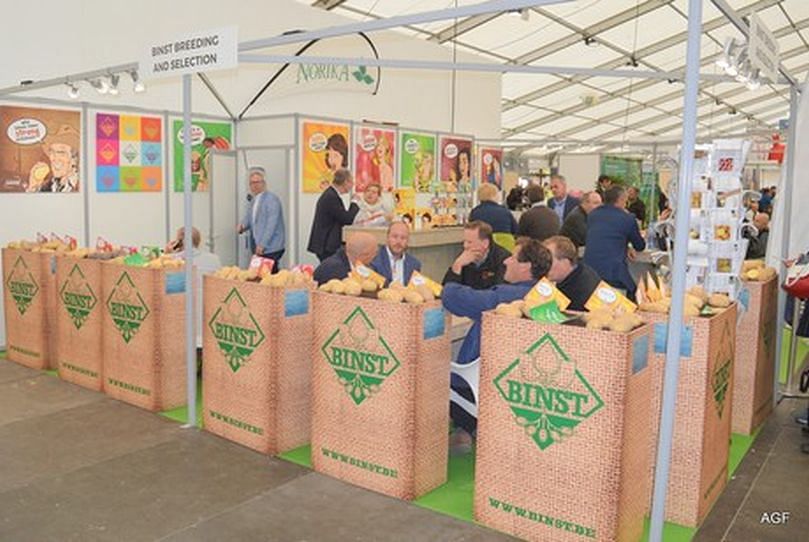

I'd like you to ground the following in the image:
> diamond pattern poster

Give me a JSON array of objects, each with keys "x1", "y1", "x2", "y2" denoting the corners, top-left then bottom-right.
[{"x1": 96, "y1": 113, "x2": 162, "y2": 192}]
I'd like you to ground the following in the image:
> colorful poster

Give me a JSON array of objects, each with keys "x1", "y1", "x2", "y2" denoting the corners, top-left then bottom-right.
[
  {"x1": 354, "y1": 126, "x2": 395, "y2": 193},
  {"x1": 96, "y1": 113, "x2": 162, "y2": 192},
  {"x1": 302, "y1": 120, "x2": 350, "y2": 193},
  {"x1": 0, "y1": 105, "x2": 81, "y2": 193},
  {"x1": 439, "y1": 136, "x2": 473, "y2": 193},
  {"x1": 479, "y1": 147, "x2": 503, "y2": 189},
  {"x1": 399, "y1": 132, "x2": 436, "y2": 193},
  {"x1": 172, "y1": 120, "x2": 232, "y2": 192}
]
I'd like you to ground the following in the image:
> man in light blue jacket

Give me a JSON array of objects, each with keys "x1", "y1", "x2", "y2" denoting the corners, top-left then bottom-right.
[{"x1": 238, "y1": 167, "x2": 286, "y2": 271}]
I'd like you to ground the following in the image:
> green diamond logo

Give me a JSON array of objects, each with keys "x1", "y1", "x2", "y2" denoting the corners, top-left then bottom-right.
[
  {"x1": 321, "y1": 306, "x2": 400, "y2": 406},
  {"x1": 494, "y1": 333, "x2": 604, "y2": 451},
  {"x1": 712, "y1": 321, "x2": 733, "y2": 418},
  {"x1": 59, "y1": 264, "x2": 98, "y2": 330},
  {"x1": 208, "y1": 288, "x2": 266, "y2": 373},
  {"x1": 105, "y1": 271, "x2": 150, "y2": 343},
  {"x1": 5, "y1": 256, "x2": 39, "y2": 315},
  {"x1": 352, "y1": 65, "x2": 375, "y2": 85}
]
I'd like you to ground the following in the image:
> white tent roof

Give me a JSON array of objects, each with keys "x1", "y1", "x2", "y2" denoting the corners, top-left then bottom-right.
[{"x1": 303, "y1": 0, "x2": 808, "y2": 152}]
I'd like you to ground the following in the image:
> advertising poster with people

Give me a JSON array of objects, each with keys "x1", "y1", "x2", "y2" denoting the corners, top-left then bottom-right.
[
  {"x1": 354, "y1": 125, "x2": 395, "y2": 193},
  {"x1": 399, "y1": 131, "x2": 436, "y2": 193},
  {"x1": 96, "y1": 113, "x2": 163, "y2": 192},
  {"x1": 301, "y1": 119, "x2": 351, "y2": 193},
  {"x1": 479, "y1": 146, "x2": 503, "y2": 189},
  {"x1": 439, "y1": 135, "x2": 473, "y2": 193},
  {"x1": 172, "y1": 120, "x2": 231, "y2": 192},
  {"x1": 0, "y1": 105, "x2": 81, "y2": 193}
]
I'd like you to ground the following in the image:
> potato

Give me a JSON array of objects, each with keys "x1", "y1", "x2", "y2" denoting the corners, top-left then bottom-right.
[
  {"x1": 389, "y1": 281, "x2": 406, "y2": 291},
  {"x1": 403, "y1": 290, "x2": 424, "y2": 304},
  {"x1": 688, "y1": 285, "x2": 708, "y2": 304},
  {"x1": 708, "y1": 293, "x2": 731, "y2": 308},
  {"x1": 361, "y1": 279, "x2": 378, "y2": 292},
  {"x1": 378, "y1": 288, "x2": 404, "y2": 303},
  {"x1": 331, "y1": 281, "x2": 346, "y2": 295},
  {"x1": 685, "y1": 294, "x2": 704, "y2": 309},
  {"x1": 496, "y1": 304, "x2": 522, "y2": 318},
  {"x1": 742, "y1": 260, "x2": 765, "y2": 272},
  {"x1": 586, "y1": 317, "x2": 611, "y2": 330},
  {"x1": 609, "y1": 315, "x2": 636, "y2": 333},
  {"x1": 639, "y1": 301, "x2": 668, "y2": 314},
  {"x1": 684, "y1": 304, "x2": 701, "y2": 317},
  {"x1": 414, "y1": 284, "x2": 434, "y2": 301},
  {"x1": 318, "y1": 282, "x2": 333, "y2": 292},
  {"x1": 343, "y1": 280, "x2": 362, "y2": 296},
  {"x1": 758, "y1": 267, "x2": 777, "y2": 282},
  {"x1": 746, "y1": 268, "x2": 760, "y2": 280}
]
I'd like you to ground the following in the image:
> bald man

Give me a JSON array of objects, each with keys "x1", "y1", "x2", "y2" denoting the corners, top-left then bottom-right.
[
  {"x1": 745, "y1": 212, "x2": 770, "y2": 260},
  {"x1": 313, "y1": 231, "x2": 378, "y2": 284},
  {"x1": 370, "y1": 221, "x2": 422, "y2": 286}
]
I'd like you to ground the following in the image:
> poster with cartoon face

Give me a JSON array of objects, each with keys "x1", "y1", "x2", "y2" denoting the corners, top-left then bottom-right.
[
  {"x1": 302, "y1": 120, "x2": 351, "y2": 193},
  {"x1": 479, "y1": 147, "x2": 503, "y2": 188},
  {"x1": 172, "y1": 120, "x2": 231, "y2": 192},
  {"x1": 439, "y1": 136, "x2": 473, "y2": 193},
  {"x1": 354, "y1": 126, "x2": 395, "y2": 193},
  {"x1": 0, "y1": 105, "x2": 81, "y2": 193},
  {"x1": 399, "y1": 132, "x2": 436, "y2": 193}
]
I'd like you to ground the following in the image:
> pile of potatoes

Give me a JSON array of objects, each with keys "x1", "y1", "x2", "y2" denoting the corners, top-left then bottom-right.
[
  {"x1": 6, "y1": 240, "x2": 38, "y2": 250},
  {"x1": 145, "y1": 255, "x2": 184, "y2": 269},
  {"x1": 214, "y1": 266, "x2": 260, "y2": 282},
  {"x1": 494, "y1": 299, "x2": 530, "y2": 318},
  {"x1": 30, "y1": 240, "x2": 71, "y2": 253},
  {"x1": 319, "y1": 278, "x2": 435, "y2": 304},
  {"x1": 260, "y1": 269, "x2": 313, "y2": 288},
  {"x1": 742, "y1": 260, "x2": 777, "y2": 281},
  {"x1": 582, "y1": 308, "x2": 643, "y2": 332},
  {"x1": 639, "y1": 285, "x2": 730, "y2": 316}
]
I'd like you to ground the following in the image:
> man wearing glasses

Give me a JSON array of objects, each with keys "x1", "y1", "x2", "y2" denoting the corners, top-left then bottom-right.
[{"x1": 238, "y1": 166, "x2": 286, "y2": 271}]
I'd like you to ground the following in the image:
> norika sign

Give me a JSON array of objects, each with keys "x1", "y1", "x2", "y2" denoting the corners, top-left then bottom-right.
[
  {"x1": 106, "y1": 271, "x2": 150, "y2": 343},
  {"x1": 59, "y1": 264, "x2": 97, "y2": 330},
  {"x1": 5, "y1": 256, "x2": 39, "y2": 315},
  {"x1": 296, "y1": 63, "x2": 375, "y2": 87},
  {"x1": 321, "y1": 306, "x2": 400, "y2": 405},
  {"x1": 208, "y1": 287, "x2": 266, "y2": 373},
  {"x1": 712, "y1": 321, "x2": 734, "y2": 418},
  {"x1": 494, "y1": 333, "x2": 604, "y2": 451}
]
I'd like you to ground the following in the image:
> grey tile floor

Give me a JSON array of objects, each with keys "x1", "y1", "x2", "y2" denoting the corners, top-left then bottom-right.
[{"x1": 0, "y1": 359, "x2": 806, "y2": 541}]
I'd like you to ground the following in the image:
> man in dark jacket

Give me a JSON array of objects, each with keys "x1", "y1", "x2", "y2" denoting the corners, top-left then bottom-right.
[
  {"x1": 583, "y1": 186, "x2": 646, "y2": 300},
  {"x1": 543, "y1": 236, "x2": 601, "y2": 310},
  {"x1": 313, "y1": 232, "x2": 377, "y2": 284},
  {"x1": 518, "y1": 184, "x2": 560, "y2": 241},
  {"x1": 469, "y1": 183, "x2": 518, "y2": 234},
  {"x1": 546, "y1": 175, "x2": 581, "y2": 222},
  {"x1": 626, "y1": 186, "x2": 646, "y2": 223},
  {"x1": 307, "y1": 168, "x2": 360, "y2": 262},
  {"x1": 745, "y1": 212, "x2": 770, "y2": 259},
  {"x1": 370, "y1": 221, "x2": 421, "y2": 286},
  {"x1": 443, "y1": 221, "x2": 509, "y2": 290},
  {"x1": 560, "y1": 191, "x2": 602, "y2": 247}
]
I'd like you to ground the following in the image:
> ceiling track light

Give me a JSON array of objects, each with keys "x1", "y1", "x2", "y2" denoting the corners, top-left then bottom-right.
[
  {"x1": 89, "y1": 78, "x2": 109, "y2": 94},
  {"x1": 583, "y1": 36, "x2": 598, "y2": 47},
  {"x1": 108, "y1": 73, "x2": 120, "y2": 96},
  {"x1": 65, "y1": 82, "x2": 79, "y2": 99},
  {"x1": 129, "y1": 70, "x2": 146, "y2": 93}
]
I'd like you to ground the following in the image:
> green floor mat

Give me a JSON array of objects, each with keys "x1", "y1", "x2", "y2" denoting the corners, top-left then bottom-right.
[
  {"x1": 780, "y1": 329, "x2": 809, "y2": 384},
  {"x1": 278, "y1": 444, "x2": 313, "y2": 468},
  {"x1": 44, "y1": 369, "x2": 59, "y2": 377},
  {"x1": 159, "y1": 379, "x2": 203, "y2": 426},
  {"x1": 414, "y1": 452, "x2": 476, "y2": 522},
  {"x1": 729, "y1": 430, "x2": 760, "y2": 477}
]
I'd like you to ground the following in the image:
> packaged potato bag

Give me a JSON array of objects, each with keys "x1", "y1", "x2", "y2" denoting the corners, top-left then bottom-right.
[
  {"x1": 523, "y1": 277, "x2": 570, "y2": 311},
  {"x1": 408, "y1": 271, "x2": 443, "y2": 298},
  {"x1": 249, "y1": 255, "x2": 275, "y2": 278},
  {"x1": 351, "y1": 262, "x2": 386, "y2": 289},
  {"x1": 585, "y1": 281, "x2": 637, "y2": 314}
]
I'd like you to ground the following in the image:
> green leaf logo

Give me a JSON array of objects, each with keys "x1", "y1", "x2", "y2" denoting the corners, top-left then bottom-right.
[
  {"x1": 60, "y1": 264, "x2": 98, "y2": 330},
  {"x1": 106, "y1": 271, "x2": 150, "y2": 343},
  {"x1": 208, "y1": 287, "x2": 266, "y2": 373},
  {"x1": 5, "y1": 256, "x2": 39, "y2": 316}
]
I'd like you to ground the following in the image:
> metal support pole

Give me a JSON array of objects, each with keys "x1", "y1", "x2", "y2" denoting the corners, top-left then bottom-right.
[
  {"x1": 182, "y1": 74, "x2": 197, "y2": 428},
  {"x1": 649, "y1": 1, "x2": 703, "y2": 540},
  {"x1": 775, "y1": 86, "x2": 803, "y2": 401}
]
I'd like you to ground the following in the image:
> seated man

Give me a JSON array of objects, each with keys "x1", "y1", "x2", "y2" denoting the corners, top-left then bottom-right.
[
  {"x1": 442, "y1": 238, "x2": 553, "y2": 442},
  {"x1": 543, "y1": 235, "x2": 601, "y2": 311},
  {"x1": 313, "y1": 232, "x2": 377, "y2": 284},
  {"x1": 443, "y1": 220, "x2": 510, "y2": 290},
  {"x1": 745, "y1": 212, "x2": 770, "y2": 260},
  {"x1": 370, "y1": 221, "x2": 422, "y2": 286}
]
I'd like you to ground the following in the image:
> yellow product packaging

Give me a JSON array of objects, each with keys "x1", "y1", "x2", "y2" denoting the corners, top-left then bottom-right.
[
  {"x1": 584, "y1": 281, "x2": 637, "y2": 314},
  {"x1": 408, "y1": 271, "x2": 443, "y2": 298},
  {"x1": 523, "y1": 277, "x2": 570, "y2": 311},
  {"x1": 351, "y1": 263, "x2": 386, "y2": 289}
]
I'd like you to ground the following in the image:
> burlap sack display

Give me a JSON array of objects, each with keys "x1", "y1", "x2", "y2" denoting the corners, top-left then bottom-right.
[
  {"x1": 732, "y1": 278, "x2": 777, "y2": 435},
  {"x1": 101, "y1": 263, "x2": 187, "y2": 411},
  {"x1": 203, "y1": 276, "x2": 313, "y2": 454},
  {"x1": 643, "y1": 305, "x2": 737, "y2": 527},
  {"x1": 474, "y1": 313, "x2": 652, "y2": 542},
  {"x1": 54, "y1": 257, "x2": 103, "y2": 390},
  {"x1": 2, "y1": 248, "x2": 57, "y2": 370},
  {"x1": 311, "y1": 291, "x2": 450, "y2": 500}
]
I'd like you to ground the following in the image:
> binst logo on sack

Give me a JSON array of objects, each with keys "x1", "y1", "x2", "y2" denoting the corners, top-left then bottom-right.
[
  {"x1": 5, "y1": 256, "x2": 39, "y2": 315},
  {"x1": 106, "y1": 271, "x2": 150, "y2": 343},
  {"x1": 321, "y1": 306, "x2": 400, "y2": 406},
  {"x1": 60, "y1": 264, "x2": 97, "y2": 330},
  {"x1": 712, "y1": 321, "x2": 733, "y2": 418},
  {"x1": 494, "y1": 333, "x2": 604, "y2": 451},
  {"x1": 208, "y1": 288, "x2": 266, "y2": 373}
]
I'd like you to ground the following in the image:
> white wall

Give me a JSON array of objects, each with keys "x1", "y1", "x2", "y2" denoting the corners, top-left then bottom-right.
[{"x1": 557, "y1": 153, "x2": 601, "y2": 193}]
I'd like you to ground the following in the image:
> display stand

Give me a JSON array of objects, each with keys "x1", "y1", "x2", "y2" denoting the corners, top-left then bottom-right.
[
  {"x1": 101, "y1": 263, "x2": 187, "y2": 411},
  {"x1": 475, "y1": 313, "x2": 652, "y2": 542},
  {"x1": 203, "y1": 276, "x2": 313, "y2": 454},
  {"x1": 54, "y1": 257, "x2": 103, "y2": 390},
  {"x1": 311, "y1": 291, "x2": 450, "y2": 500}
]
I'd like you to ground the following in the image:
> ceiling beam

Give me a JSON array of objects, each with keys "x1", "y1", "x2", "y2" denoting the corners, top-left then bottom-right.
[
  {"x1": 429, "y1": 13, "x2": 502, "y2": 44},
  {"x1": 311, "y1": 0, "x2": 348, "y2": 10}
]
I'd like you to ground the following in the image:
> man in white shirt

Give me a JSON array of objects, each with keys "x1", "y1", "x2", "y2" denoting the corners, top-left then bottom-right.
[{"x1": 370, "y1": 221, "x2": 422, "y2": 286}]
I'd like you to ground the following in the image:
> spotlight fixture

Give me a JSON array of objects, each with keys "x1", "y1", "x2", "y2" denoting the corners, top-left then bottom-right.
[
  {"x1": 715, "y1": 37, "x2": 737, "y2": 70},
  {"x1": 89, "y1": 78, "x2": 109, "y2": 94},
  {"x1": 129, "y1": 70, "x2": 145, "y2": 93},
  {"x1": 66, "y1": 82, "x2": 80, "y2": 99},
  {"x1": 108, "y1": 74, "x2": 120, "y2": 96},
  {"x1": 583, "y1": 36, "x2": 598, "y2": 47}
]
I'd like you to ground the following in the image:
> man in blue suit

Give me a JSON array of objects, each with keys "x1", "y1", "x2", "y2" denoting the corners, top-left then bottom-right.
[
  {"x1": 546, "y1": 175, "x2": 581, "y2": 222},
  {"x1": 583, "y1": 186, "x2": 646, "y2": 300},
  {"x1": 238, "y1": 167, "x2": 286, "y2": 271},
  {"x1": 370, "y1": 221, "x2": 422, "y2": 286}
]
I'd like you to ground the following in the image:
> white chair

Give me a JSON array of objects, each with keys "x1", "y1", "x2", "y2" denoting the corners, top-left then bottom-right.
[{"x1": 450, "y1": 357, "x2": 480, "y2": 419}]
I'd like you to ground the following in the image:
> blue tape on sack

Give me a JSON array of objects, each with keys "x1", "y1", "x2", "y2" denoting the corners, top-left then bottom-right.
[
  {"x1": 165, "y1": 272, "x2": 186, "y2": 294},
  {"x1": 50, "y1": 255, "x2": 56, "y2": 274},
  {"x1": 423, "y1": 308, "x2": 445, "y2": 340},
  {"x1": 632, "y1": 335, "x2": 649, "y2": 374},
  {"x1": 654, "y1": 322, "x2": 693, "y2": 357},
  {"x1": 285, "y1": 289, "x2": 309, "y2": 317},
  {"x1": 738, "y1": 287, "x2": 750, "y2": 312}
]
